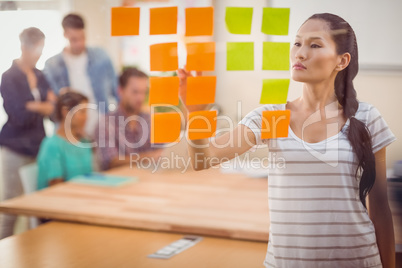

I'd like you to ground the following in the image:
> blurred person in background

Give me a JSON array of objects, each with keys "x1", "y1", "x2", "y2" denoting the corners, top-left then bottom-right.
[
  {"x1": 37, "y1": 91, "x2": 92, "y2": 190},
  {"x1": 43, "y1": 13, "x2": 118, "y2": 138},
  {"x1": 0, "y1": 27, "x2": 55, "y2": 239},
  {"x1": 95, "y1": 67, "x2": 162, "y2": 171}
]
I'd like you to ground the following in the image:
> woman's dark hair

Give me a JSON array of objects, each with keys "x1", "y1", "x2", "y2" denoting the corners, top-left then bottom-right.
[
  {"x1": 19, "y1": 27, "x2": 45, "y2": 48},
  {"x1": 62, "y1": 13, "x2": 85, "y2": 30},
  {"x1": 55, "y1": 90, "x2": 88, "y2": 121},
  {"x1": 306, "y1": 13, "x2": 375, "y2": 208}
]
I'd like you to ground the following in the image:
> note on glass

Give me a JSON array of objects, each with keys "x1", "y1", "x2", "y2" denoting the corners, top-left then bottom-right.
[
  {"x1": 261, "y1": 110, "x2": 291, "y2": 139},
  {"x1": 185, "y1": 7, "x2": 214, "y2": 36},
  {"x1": 260, "y1": 79, "x2": 290, "y2": 104},
  {"x1": 111, "y1": 7, "x2": 140, "y2": 36},
  {"x1": 227, "y1": 42, "x2": 254, "y2": 71},
  {"x1": 149, "y1": 77, "x2": 180, "y2": 106},
  {"x1": 150, "y1": 43, "x2": 178, "y2": 72},
  {"x1": 225, "y1": 7, "x2": 253, "y2": 35},
  {"x1": 186, "y1": 42, "x2": 215, "y2": 71},
  {"x1": 263, "y1": 42, "x2": 290, "y2": 70},
  {"x1": 186, "y1": 76, "x2": 216, "y2": 105},
  {"x1": 150, "y1": 6, "x2": 177, "y2": 35},
  {"x1": 151, "y1": 112, "x2": 181, "y2": 143},
  {"x1": 188, "y1": 110, "x2": 217, "y2": 140},
  {"x1": 261, "y1": 8, "x2": 290, "y2": 36}
]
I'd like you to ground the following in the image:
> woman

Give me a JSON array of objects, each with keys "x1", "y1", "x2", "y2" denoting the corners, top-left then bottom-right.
[
  {"x1": 37, "y1": 91, "x2": 92, "y2": 190},
  {"x1": 178, "y1": 14, "x2": 395, "y2": 267},
  {"x1": 0, "y1": 27, "x2": 55, "y2": 239}
]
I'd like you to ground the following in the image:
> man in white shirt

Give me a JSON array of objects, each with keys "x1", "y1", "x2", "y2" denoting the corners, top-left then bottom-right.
[{"x1": 44, "y1": 13, "x2": 118, "y2": 137}]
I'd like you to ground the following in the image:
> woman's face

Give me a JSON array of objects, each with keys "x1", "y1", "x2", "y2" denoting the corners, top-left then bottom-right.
[
  {"x1": 290, "y1": 19, "x2": 342, "y2": 84},
  {"x1": 22, "y1": 39, "x2": 44, "y2": 67},
  {"x1": 66, "y1": 101, "x2": 88, "y2": 131}
]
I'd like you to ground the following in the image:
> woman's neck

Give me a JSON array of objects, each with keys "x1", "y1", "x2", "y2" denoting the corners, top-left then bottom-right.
[
  {"x1": 16, "y1": 57, "x2": 33, "y2": 73},
  {"x1": 299, "y1": 80, "x2": 339, "y2": 112},
  {"x1": 57, "y1": 123, "x2": 82, "y2": 143}
]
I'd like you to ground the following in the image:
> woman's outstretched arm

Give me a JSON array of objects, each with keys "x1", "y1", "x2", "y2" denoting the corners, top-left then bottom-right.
[
  {"x1": 368, "y1": 147, "x2": 395, "y2": 268},
  {"x1": 178, "y1": 68, "x2": 257, "y2": 171}
]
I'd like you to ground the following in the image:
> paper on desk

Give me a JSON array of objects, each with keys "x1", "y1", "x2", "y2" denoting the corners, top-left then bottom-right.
[{"x1": 70, "y1": 173, "x2": 138, "y2": 187}]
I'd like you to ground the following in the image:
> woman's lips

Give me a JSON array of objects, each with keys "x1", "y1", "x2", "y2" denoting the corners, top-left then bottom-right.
[{"x1": 293, "y1": 63, "x2": 306, "y2": 70}]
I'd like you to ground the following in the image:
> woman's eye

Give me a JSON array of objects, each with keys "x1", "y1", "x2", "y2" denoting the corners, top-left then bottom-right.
[
  {"x1": 294, "y1": 42, "x2": 301, "y2": 46},
  {"x1": 311, "y1": 44, "x2": 321, "y2": 48}
]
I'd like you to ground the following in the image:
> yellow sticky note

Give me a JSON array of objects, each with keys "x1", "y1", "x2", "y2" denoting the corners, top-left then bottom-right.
[
  {"x1": 150, "y1": 43, "x2": 178, "y2": 71},
  {"x1": 225, "y1": 7, "x2": 253, "y2": 35},
  {"x1": 149, "y1": 77, "x2": 180, "y2": 106},
  {"x1": 260, "y1": 79, "x2": 290, "y2": 104},
  {"x1": 186, "y1": 76, "x2": 216, "y2": 105},
  {"x1": 111, "y1": 7, "x2": 140, "y2": 36},
  {"x1": 261, "y1": 8, "x2": 290, "y2": 36},
  {"x1": 261, "y1": 110, "x2": 291, "y2": 139},
  {"x1": 262, "y1": 42, "x2": 290, "y2": 70},
  {"x1": 186, "y1": 42, "x2": 215, "y2": 71},
  {"x1": 150, "y1": 6, "x2": 177, "y2": 35},
  {"x1": 227, "y1": 42, "x2": 254, "y2": 71},
  {"x1": 188, "y1": 110, "x2": 217, "y2": 140},
  {"x1": 185, "y1": 7, "x2": 214, "y2": 36},
  {"x1": 151, "y1": 112, "x2": 181, "y2": 143}
]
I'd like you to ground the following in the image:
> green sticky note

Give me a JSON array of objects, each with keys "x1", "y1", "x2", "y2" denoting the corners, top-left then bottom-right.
[
  {"x1": 225, "y1": 7, "x2": 253, "y2": 34},
  {"x1": 261, "y1": 7, "x2": 290, "y2": 35},
  {"x1": 260, "y1": 79, "x2": 290, "y2": 104},
  {"x1": 263, "y1": 42, "x2": 290, "y2": 70},
  {"x1": 227, "y1": 42, "x2": 254, "y2": 71}
]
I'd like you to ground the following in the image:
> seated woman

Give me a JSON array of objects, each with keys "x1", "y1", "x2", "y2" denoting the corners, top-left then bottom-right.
[{"x1": 37, "y1": 91, "x2": 93, "y2": 189}]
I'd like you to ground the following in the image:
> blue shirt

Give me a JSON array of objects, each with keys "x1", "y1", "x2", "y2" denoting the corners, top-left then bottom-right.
[
  {"x1": 43, "y1": 47, "x2": 118, "y2": 111},
  {"x1": 0, "y1": 60, "x2": 50, "y2": 157},
  {"x1": 37, "y1": 135, "x2": 93, "y2": 190}
]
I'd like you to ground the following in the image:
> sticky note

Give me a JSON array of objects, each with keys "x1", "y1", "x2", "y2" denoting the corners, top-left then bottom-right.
[
  {"x1": 227, "y1": 42, "x2": 254, "y2": 71},
  {"x1": 150, "y1": 7, "x2": 177, "y2": 35},
  {"x1": 186, "y1": 76, "x2": 216, "y2": 105},
  {"x1": 150, "y1": 43, "x2": 178, "y2": 71},
  {"x1": 260, "y1": 79, "x2": 290, "y2": 104},
  {"x1": 262, "y1": 42, "x2": 290, "y2": 70},
  {"x1": 149, "y1": 77, "x2": 180, "y2": 106},
  {"x1": 261, "y1": 110, "x2": 291, "y2": 139},
  {"x1": 186, "y1": 42, "x2": 215, "y2": 71},
  {"x1": 225, "y1": 7, "x2": 253, "y2": 34},
  {"x1": 261, "y1": 8, "x2": 290, "y2": 36},
  {"x1": 185, "y1": 7, "x2": 214, "y2": 36},
  {"x1": 151, "y1": 112, "x2": 181, "y2": 143},
  {"x1": 111, "y1": 7, "x2": 140, "y2": 36},
  {"x1": 188, "y1": 110, "x2": 217, "y2": 140}
]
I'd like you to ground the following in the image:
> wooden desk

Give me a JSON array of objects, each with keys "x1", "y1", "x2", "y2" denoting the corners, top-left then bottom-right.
[
  {"x1": 0, "y1": 221, "x2": 268, "y2": 268},
  {"x1": 0, "y1": 167, "x2": 269, "y2": 242}
]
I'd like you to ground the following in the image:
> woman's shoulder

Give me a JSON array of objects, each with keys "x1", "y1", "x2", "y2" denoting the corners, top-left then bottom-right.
[{"x1": 355, "y1": 101, "x2": 383, "y2": 125}]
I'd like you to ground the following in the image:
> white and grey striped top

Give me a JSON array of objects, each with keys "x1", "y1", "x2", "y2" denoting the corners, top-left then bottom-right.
[{"x1": 239, "y1": 102, "x2": 396, "y2": 268}]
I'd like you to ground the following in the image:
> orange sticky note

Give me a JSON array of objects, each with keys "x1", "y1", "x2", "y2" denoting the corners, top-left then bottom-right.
[
  {"x1": 150, "y1": 7, "x2": 177, "y2": 35},
  {"x1": 151, "y1": 112, "x2": 181, "y2": 143},
  {"x1": 149, "y1": 77, "x2": 180, "y2": 105},
  {"x1": 186, "y1": 42, "x2": 215, "y2": 71},
  {"x1": 186, "y1": 76, "x2": 216, "y2": 105},
  {"x1": 150, "y1": 43, "x2": 178, "y2": 71},
  {"x1": 188, "y1": 110, "x2": 217, "y2": 140},
  {"x1": 111, "y1": 7, "x2": 140, "y2": 36},
  {"x1": 261, "y1": 110, "x2": 291, "y2": 139},
  {"x1": 185, "y1": 7, "x2": 214, "y2": 36}
]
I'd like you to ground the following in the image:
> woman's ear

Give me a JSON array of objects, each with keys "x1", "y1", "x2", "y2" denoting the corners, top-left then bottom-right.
[{"x1": 336, "y1": 52, "x2": 351, "y2": 71}]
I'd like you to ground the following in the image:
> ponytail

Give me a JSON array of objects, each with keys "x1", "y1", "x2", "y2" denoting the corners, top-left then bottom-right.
[{"x1": 308, "y1": 13, "x2": 376, "y2": 208}]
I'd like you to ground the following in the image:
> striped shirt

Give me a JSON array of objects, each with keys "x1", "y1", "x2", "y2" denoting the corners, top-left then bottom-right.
[{"x1": 239, "y1": 102, "x2": 396, "y2": 268}]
